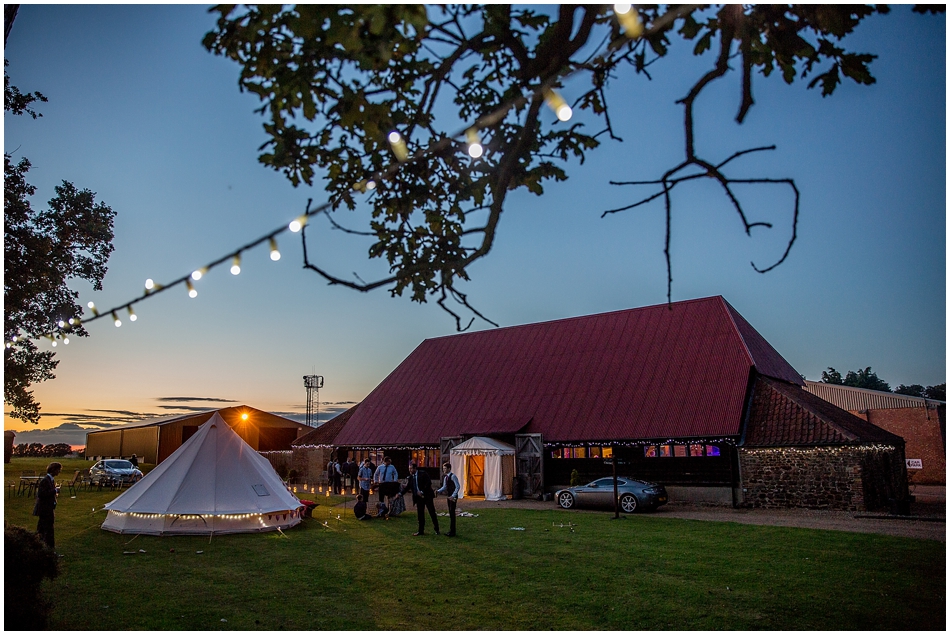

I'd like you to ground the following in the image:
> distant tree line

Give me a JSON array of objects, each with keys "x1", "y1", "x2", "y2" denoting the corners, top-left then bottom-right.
[
  {"x1": 821, "y1": 367, "x2": 945, "y2": 401},
  {"x1": 12, "y1": 442, "x2": 77, "y2": 457}
]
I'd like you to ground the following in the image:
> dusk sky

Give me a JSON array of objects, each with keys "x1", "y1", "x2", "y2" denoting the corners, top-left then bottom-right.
[{"x1": 4, "y1": 5, "x2": 945, "y2": 448}]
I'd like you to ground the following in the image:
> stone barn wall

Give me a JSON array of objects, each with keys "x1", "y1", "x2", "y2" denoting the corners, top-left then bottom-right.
[
  {"x1": 738, "y1": 445, "x2": 906, "y2": 512},
  {"x1": 291, "y1": 446, "x2": 333, "y2": 487}
]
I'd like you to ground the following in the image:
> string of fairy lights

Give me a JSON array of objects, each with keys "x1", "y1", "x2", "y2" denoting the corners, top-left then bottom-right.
[{"x1": 8, "y1": 5, "x2": 658, "y2": 350}]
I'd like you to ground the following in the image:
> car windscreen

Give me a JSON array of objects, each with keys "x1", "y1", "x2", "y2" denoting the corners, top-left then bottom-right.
[{"x1": 105, "y1": 460, "x2": 133, "y2": 469}]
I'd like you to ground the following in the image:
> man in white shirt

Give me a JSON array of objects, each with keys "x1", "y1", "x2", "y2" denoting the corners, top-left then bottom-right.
[
  {"x1": 436, "y1": 461, "x2": 461, "y2": 537},
  {"x1": 373, "y1": 456, "x2": 399, "y2": 503}
]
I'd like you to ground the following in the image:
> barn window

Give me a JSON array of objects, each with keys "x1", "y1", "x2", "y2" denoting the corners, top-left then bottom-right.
[
  {"x1": 644, "y1": 445, "x2": 657, "y2": 458},
  {"x1": 705, "y1": 445, "x2": 721, "y2": 457},
  {"x1": 673, "y1": 445, "x2": 687, "y2": 457},
  {"x1": 589, "y1": 446, "x2": 602, "y2": 458},
  {"x1": 602, "y1": 446, "x2": 613, "y2": 458},
  {"x1": 689, "y1": 444, "x2": 704, "y2": 457}
]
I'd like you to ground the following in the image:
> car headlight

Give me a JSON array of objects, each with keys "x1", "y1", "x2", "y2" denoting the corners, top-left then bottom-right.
[{"x1": 642, "y1": 487, "x2": 658, "y2": 494}]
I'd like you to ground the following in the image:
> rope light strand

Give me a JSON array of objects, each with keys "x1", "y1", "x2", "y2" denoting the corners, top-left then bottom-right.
[{"x1": 16, "y1": 7, "x2": 660, "y2": 348}]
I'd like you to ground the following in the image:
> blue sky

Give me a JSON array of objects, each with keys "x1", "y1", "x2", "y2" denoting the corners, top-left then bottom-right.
[{"x1": 4, "y1": 5, "x2": 945, "y2": 448}]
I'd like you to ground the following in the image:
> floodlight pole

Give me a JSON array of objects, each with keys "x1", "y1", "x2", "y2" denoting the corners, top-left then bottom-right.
[{"x1": 303, "y1": 375, "x2": 324, "y2": 427}]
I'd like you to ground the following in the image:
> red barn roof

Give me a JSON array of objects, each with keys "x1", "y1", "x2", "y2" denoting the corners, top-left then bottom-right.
[
  {"x1": 744, "y1": 376, "x2": 905, "y2": 447},
  {"x1": 334, "y1": 296, "x2": 803, "y2": 446}
]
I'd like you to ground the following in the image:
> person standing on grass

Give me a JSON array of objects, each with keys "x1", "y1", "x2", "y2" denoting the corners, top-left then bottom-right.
[
  {"x1": 436, "y1": 461, "x2": 461, "y2": 537},
  {"x1": 396, "y1": 461, "x2": 440, "y2": 536},
  {"x1": 357, "y1": 458, "x2": 373, "y2": 502},
  {"x1": 332, "y1": 458, "x2": 343, "y2": 494},
  {"x1": 374, "y1": 456, "x2": 399, "y2": 504},
  {"x1": 34, "y1": 462, "x2": 62, "y2": 550}
]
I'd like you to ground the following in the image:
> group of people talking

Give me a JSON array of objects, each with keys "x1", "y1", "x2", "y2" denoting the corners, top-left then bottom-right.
[{"x1": 352, "y1": 456, "x2": 462, "y2": 537}]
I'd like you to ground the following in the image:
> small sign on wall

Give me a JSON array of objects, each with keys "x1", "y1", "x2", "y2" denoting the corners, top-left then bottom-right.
[{"x1": 906, "y1": 458, "x2": 923, "y2": 470}]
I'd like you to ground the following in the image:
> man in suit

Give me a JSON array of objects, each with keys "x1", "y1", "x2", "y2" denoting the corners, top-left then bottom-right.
[
  {"x1": 34, "y1": 462, "x2": 62, "y2": 550},
  {"x1": 397, "y1": 461, "x2": 440, "y2": 536},
  {"x1": 436, "y1": 461, "x2": 461, "y2": 537}
]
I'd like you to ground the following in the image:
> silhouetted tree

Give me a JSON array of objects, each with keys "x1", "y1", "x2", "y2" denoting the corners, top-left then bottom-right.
[
  {"x1": 4, "y1": 9, "x2": 117, "y2": 423},
  {"x1": 205, "y1": 4, "x2": 943, "y2": 327}
]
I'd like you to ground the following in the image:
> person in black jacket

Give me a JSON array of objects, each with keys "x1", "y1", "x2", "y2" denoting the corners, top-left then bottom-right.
[
  {"x1": 34, "y1": 462, "x2": 62, "y2": 549},
  {"x1": 397, "y1": 461, "x2": 440, "y2": 536}
]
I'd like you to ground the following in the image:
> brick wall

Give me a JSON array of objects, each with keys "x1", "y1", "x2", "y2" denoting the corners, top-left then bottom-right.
[
  {"x1": 738, "y1": 445, "x2": 906, "y2": 511},
  {"x1": 852, "y1": 407, "x2": 945, "y2": 485}
]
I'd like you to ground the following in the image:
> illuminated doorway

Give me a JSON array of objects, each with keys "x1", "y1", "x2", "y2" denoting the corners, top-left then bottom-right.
[{"x1": 466, "y1": 455, "x2": 485, "y2": 496}]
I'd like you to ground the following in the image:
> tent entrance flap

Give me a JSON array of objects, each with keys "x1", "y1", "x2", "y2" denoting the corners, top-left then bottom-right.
[{"x1": 466, "y1": 455, "x2": 485, "y2": 496}]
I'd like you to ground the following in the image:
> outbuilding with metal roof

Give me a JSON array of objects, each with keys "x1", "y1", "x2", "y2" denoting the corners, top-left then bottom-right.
[{"x1": 309, "y1": 297, "x2": 909, "y2": 511}]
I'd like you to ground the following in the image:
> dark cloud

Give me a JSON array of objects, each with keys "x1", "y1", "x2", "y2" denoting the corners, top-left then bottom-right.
[
  {"x1": 155, "y1": 397, "x2": 238, "y2": 403},
  {"x1": 270, "y1": 411, "x2": 308, "y2": 424},
  {"x1": 155, "y1": 405, "x2": 221, "y2": 412},
  {"x1": 87, "y1": 409, "x2": 150, "y2": 418},
  {"x1": 12, "y1": 423, "x2": 97, "y2": 448}
]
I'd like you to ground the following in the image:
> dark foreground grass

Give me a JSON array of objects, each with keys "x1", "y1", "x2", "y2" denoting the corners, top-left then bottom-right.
[{"x1": 4, "y1": 459, "x2": 945, "y2": 630}]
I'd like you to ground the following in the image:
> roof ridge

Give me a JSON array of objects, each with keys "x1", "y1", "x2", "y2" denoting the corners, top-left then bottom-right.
[
  {"x1": 422, "y1": 295, "x2": 727, "y2": 343},
  {"x1": 717, "y1": 297, "x2": 755, "y2": 369}
]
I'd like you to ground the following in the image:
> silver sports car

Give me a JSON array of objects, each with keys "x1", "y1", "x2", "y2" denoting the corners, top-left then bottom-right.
[{"x1": 555, "y1": 477, "x2": 668, "y2": 513}]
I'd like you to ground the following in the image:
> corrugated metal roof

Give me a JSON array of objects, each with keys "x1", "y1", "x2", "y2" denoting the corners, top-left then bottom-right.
[
  {"x1": 744, "y1": 377, "x2": 905, "y2": 447},
  {"x1": 803, "y1": 381, "x2": 943, "y2": 412},
  {"x1": 85, "y1": 406, "x2": 307, "y2": 434},
  {"x1": 335, "y1": 296, "x2": 803, "y2": 446}
]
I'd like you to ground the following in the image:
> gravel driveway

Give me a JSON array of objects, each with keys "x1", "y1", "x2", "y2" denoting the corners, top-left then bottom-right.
[{"x1": 447, "y1": 491, "x2": 946, "y2": 542}]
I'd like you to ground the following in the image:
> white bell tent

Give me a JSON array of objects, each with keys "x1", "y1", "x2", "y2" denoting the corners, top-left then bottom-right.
[
  {"x1": 449, "y1": 436, "x2": 516, "y2": 501},
  {"x1": 101, "y1": 413, "x2": 303, "y2": 535}
]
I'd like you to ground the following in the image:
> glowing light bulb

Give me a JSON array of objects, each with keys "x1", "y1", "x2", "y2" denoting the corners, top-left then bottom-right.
[
  {"x1": 289, "y1": 215, "x2": 308, "y2": 233},
  {"x1": 269, "y1": 238, "x2": 281, "y2": 261},
  {"x1": 87, "y1": 301, "x2": 99, "y2": 316},
  {"x1": 186, "y1": 280, "x2": 198, "y2": 298},
  {"x1": 230, "y1": 255, "x2": 241, "y2": 275},
  {"x1": 544, "y1": 89, "x2": 573, "y2": 122},
  {"x1": 366, "y1": 180, "x2": 376, "y2": 190},
  {"x1": 68, "y1": 318, "x2": 76, "y2": 325},
  {"x1": 112, "y1": 311, "x2": 122, "y2": 327},
  {"x1": 387, "y1": 130, "x2": 409, "y2": 161},
  {"x1": 5, "y1": 342, "x2": 11, "y2": 349},
  {"x1": 145, "y1": 278, "x2": 155, "y2": 290},
  {"x1": 191, "y1": 268, "x2": 207, "y2": 281},
  {"x1": 465, "y1": 128, "x2": 484, "y2": 158},
  {"x1": 58, "y1": 320, "x2": 65, "y2": 328},
  {"x1": 51, "y1": 340, "x2": 57, "y2": 347},
  {"x1": 614, "y1": 4, "x2": 643, "y2": 38},
  {"x1": 63, "y1": 337, "x2": 69, "y2": 345},
  {"x1": 128, "y1": 306, "x2": 137, "y2": 322}
]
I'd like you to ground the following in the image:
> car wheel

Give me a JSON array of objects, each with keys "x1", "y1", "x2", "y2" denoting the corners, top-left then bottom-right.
[
  {"x1": 557, "y1": 492, "x2": 575, "y2": 509},
  {"x1": 619, "y1": 493, "x2": 638, "y2": 513}
]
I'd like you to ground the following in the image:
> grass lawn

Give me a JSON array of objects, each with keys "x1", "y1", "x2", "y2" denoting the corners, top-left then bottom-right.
[{"x1": 5, "y1": 457, "x2": 945, "y2": 630}]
